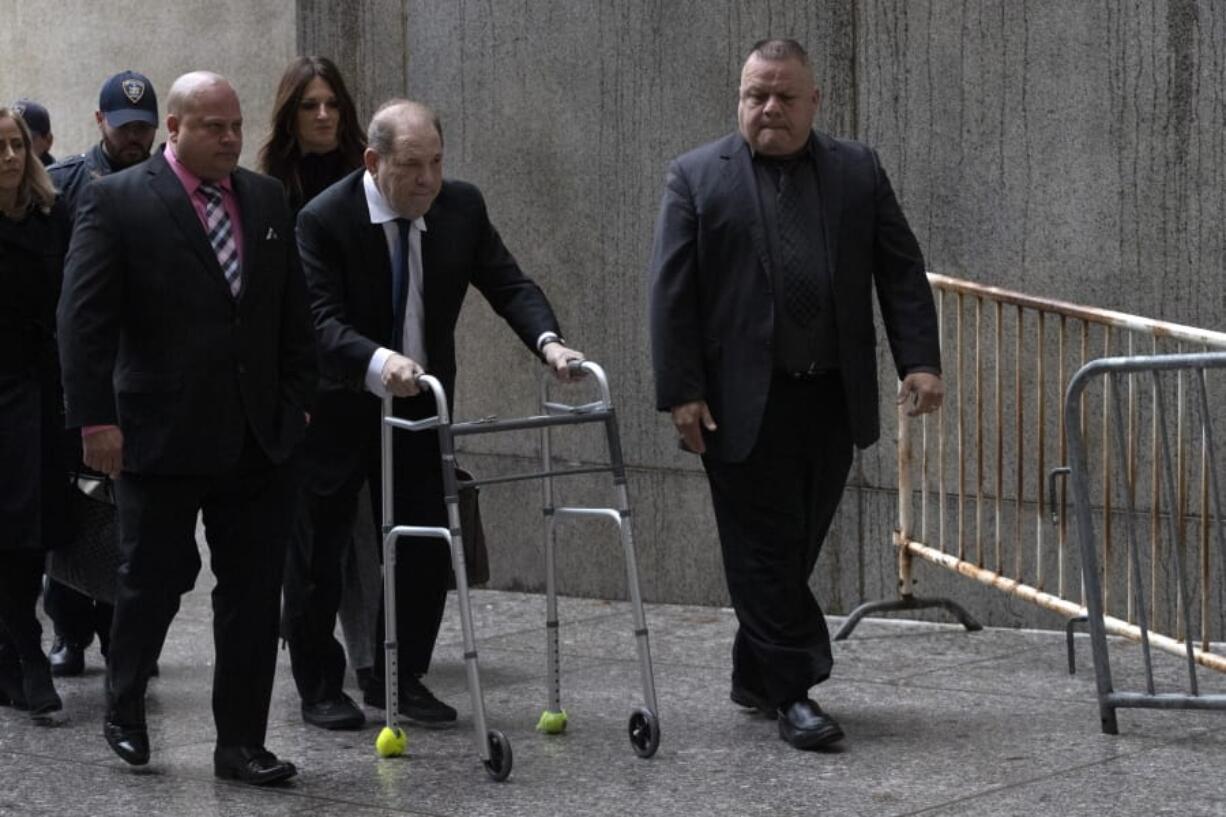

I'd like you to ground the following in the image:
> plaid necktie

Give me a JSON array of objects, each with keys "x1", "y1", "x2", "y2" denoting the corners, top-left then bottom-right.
[{"x1": 198, "y1": 182, "x2": 241, "y2": 297}]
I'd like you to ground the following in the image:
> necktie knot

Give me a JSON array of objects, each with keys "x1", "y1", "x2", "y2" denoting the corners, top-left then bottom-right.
[{"x1": 198, "y1": 182, "x2": 223, "y2": 204}]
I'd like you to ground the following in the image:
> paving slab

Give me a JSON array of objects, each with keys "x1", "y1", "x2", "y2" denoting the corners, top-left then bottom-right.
[{"x1": 3, "y1": 587, "x2": 1226, "y2": 816}]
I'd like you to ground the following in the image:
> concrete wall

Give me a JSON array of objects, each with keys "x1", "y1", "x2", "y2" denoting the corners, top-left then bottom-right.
[
  {"x1": 6, "y1": 1, "x2": 1224, "y2": 631},
  {"x1": 0, "y1": 0, "x2": 295, "y2": 168},
  {"x1": 308, "y1": 0, "x2": 1222, "y2": 631}
]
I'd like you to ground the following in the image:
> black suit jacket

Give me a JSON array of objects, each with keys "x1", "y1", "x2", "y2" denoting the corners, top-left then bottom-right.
[
  {"x1": 649, "y1": 130, "x2": 940, "y2": 462},
  {"x1": 57, "y1": 148, "x2": 317, "y2": 475},
  {"x1": 296, "y1": 169, "x2": 561, "y2": 485}
]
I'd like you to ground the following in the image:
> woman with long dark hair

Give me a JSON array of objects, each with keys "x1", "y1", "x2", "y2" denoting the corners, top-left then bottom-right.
[
  {"x1": 261, "y1": 56, "x2": 382, "y2": 729},
  {"x1": 258, "y1": 55, "x2": 365, "y2": 218},
  {"x1": 0, "y1": 106, "x2": 70, "y2": 720}
]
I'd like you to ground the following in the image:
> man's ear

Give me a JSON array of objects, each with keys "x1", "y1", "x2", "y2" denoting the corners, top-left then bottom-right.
[{"x1": 362, "y1": 147, "x2": 380, "y2": 175}]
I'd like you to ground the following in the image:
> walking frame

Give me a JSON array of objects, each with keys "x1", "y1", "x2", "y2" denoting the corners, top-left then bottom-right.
[{"x1": 375, "y1": 359, "x2": 660, "y2": 780}]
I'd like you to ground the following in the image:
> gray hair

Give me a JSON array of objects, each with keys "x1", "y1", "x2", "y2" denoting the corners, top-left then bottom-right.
[
  {"x1": 367, "y1": 99, "x2": 444, "y2": 155},
  {"x1": 748, "y1": 38, "x2": 810, "y2": 66}
]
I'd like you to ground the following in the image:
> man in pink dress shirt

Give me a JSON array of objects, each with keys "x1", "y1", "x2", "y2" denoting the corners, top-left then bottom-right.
[{"x1": 57, "y1": 71, "x2": 316, "y2": 785}]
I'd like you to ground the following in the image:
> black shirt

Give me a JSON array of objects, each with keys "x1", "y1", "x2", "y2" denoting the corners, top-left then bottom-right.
[
  {"x1": 292, "y1": 149, "x2": 354, "y2": 219},
  {"x1": 750, "y1": 137, "x2": 839, "y2": 374}
]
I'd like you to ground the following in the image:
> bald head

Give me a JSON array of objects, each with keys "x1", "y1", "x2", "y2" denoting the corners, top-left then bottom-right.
[
  {"x1": 363, "y1": 98, "x2": 444, "y2": 219},
  {"x1": 166, "y1": 71, "x2": 235, "y2": 117},
  {"x1": 166, "y1": 71, "x2": 243, "y2": 181}
]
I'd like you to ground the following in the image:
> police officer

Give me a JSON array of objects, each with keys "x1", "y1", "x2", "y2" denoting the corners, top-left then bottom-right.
[
  {"x1": 44, "y1": 70, "x2": 158, "y2": 678},
  {"x1": 11, "y1": 99, "x2": 54, "y2": 165},
  {"x1": 50, "y1": 71, "x2": 158, "y2": 216}
]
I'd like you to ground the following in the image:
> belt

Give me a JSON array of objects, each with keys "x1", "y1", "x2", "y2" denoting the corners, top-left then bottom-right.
[{"x1": 775, "y1": 365, "x2": 839, "y2": 383}]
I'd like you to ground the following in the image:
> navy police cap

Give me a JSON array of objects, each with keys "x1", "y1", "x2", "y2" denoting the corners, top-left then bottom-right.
[
  {"x1": 11, "y1": 99, "x2": 51, "y2": 136},
  {"x1": 99, "y1": 71, "x2": 158, "y2": 128}
]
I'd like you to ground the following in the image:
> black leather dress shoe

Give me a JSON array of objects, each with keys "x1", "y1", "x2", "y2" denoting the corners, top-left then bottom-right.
[
  {"x1": 730, "y1": 683, "x2": 777, "y2": 718},
  {"x1": 400, "y1": 675, "x2": 457, "y2": 726},
  {"x1": 49, "y1": 639, "x2": 85, "y2": 678},
  {"x1": 104, "y1": 720, "x2": 150, "y2": 765},
  {"x1": 363, "y1": 673, "x2": 457, "y2": 726},
  {"x1": 302, "y1": 693, "x2": 365, "y2": 730},
  {"x1": 777, "y1": 699, "x2": 845, "y2": 750},
  {"x1": 213, "y1": 746, "x2": 298, "y2": 785}
]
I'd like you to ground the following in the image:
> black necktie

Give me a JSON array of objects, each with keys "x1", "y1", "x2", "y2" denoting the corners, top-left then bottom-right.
[
  {"x1": 776, "y1": 165, "x2": 819, "y2": 326},
  {"x1": 391, "y1": 218, "x2": 411, "y2": 353}
]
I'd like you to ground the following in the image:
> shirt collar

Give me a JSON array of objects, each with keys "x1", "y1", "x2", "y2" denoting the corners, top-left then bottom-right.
[
  {"x1": 363, "y1": 170, "x2": 427, "y2": 232},
  {"x1": 163, "y1": 142, "x2": 234, "y2": 197},
  {"x1": 744, "y1": 130, "x2": 818, "y2": 163}
]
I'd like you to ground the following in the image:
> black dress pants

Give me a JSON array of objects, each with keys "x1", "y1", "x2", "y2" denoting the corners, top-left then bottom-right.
[
  {"x1": 108, "y1": 438, "x2": 291, "y2": 748},
  {"x1": 44, "y1": 578, "x2": 113, "y2": 654},
  {"x1": 702, "y1": 373, "x2": 854, "y2": 707},
  {"x1": 283, "y1": 392, "x2": 449, "y2": 704},
  {"x1": 0, "y1": 551, "x2": 48, "y2": 662}
]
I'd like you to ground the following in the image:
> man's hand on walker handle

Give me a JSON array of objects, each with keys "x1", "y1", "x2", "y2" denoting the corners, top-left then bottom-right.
[
  {"x1": 543, "y1": 341, "x2": 586, "y2": 382},
  {"x1": 382, "y1": 353, "x2": 425, "y2": 397},
  {"x1": 898, "y1": 372, "x2": 944, "y2": 417},
  {"x1": 671, "y1": 400, "x2": 717, "y2": 455}
]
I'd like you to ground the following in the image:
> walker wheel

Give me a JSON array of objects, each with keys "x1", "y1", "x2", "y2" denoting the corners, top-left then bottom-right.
[
  {"x1": 627, "y1": 707, "x2": 659, "y2": 758},
  {"x1": 483, "y1": 729, "x2": 513, "y2": 781}
]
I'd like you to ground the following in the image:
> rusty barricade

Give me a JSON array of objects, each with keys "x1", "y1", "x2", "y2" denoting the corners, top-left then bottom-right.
[
  {"x1": 836, "y1": 274, "x2": 1226, "y2": 701},
  {"x1": 1067, "y1": 352, "x2": 1226, "y2": 733}
]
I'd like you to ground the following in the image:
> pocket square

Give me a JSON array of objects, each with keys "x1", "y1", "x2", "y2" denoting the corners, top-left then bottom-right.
[{"x1": 265, "y1": 227, "x2": 278, "y2": 240}]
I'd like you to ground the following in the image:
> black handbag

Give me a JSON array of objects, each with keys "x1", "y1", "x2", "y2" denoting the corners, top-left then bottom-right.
[
  {"x1": 449, "y1": 465, "x2": 489, "y2": 588},
  {"x1": 45, "y1": 472, "x2": 121, "y2": 604}
]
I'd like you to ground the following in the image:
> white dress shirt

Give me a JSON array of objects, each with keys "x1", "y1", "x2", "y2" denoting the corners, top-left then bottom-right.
[
  {"x1": 361, "y1": 172, "x2": 564, "y2": 398},
  {"x1": 363, "y1": 171, "x2": 427, "y2": 398}
]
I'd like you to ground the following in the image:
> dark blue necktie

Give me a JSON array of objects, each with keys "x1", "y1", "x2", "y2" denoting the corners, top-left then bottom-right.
[{"x1": 391, "y1": 218, "x2": 411, "y2": 353}]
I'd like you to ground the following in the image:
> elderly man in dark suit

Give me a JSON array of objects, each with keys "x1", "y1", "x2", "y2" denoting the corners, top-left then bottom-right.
[
  {"x1": 57, "y1": 71, "x2": 316, "y2": 784},
  {"x1": 649, "y1": 38, "x2": 943, "y2": 750},
  {"x1": 286, "y1": 99, "x2": 582, "y2": 731}
]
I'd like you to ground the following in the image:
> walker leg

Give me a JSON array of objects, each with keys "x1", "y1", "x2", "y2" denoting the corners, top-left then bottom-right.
[
  {"x1": 443, "y1": 455, "x2": 512, "y2": 780},
  {"x1": 606, "y1": 412, "x2": 659, "y2": 757},
  {"x1": 375, "y1": 530, "x2": 406, "y2": 758},
  {"x1": 537, "y1": 510, "x2": 567, "y2": 734},
  {"x1": 537, "y1": 416, "x2": 567, "y2": 735}
]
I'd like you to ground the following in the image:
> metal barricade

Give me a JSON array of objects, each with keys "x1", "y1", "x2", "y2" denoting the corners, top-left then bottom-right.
[
  {"x1": 375, "y1": 360, "x2": 660, "y2": 780},
  {"x1": 1067, "y1": 352, "x2": 1226, "y2": 733},
  {"x1": 837, "y1": 273, "x2": 1226, "y2": 667}
]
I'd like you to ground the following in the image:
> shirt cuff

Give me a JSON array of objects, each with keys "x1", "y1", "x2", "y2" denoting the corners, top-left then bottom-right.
[
  {"x1": 536, "y1": 332, "x2": 564, "y2": 352},
  {"x1": 82, "y1": 424, "x2": 119, "y2": 438},
  {"x1": 904, "y1": 366, "x2": 942, "y2": 377},
  {"x1": 365, "y1": 347, "x2": 394, "y2": 398}
]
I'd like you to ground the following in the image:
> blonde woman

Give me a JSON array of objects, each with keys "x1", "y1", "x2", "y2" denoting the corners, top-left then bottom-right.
[{"x1": 0, "y1": 106, "x2": 70, "y2": 720}]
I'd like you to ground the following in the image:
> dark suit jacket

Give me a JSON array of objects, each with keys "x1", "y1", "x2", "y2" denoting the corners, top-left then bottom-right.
[
  {"x1": 57, "y1": 148, "x2": 317, "y2": 475},
  {"x1": 296, "y1": 169, "x2": 561, "y2": 485},
  {"x1": 649, "y1": 130, "x2": 940, "y2": 462}
]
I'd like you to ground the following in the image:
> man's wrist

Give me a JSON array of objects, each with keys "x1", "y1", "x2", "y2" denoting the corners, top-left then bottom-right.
[{"x1": 537, "y1": 332, "x2": 565, "y2": 352}]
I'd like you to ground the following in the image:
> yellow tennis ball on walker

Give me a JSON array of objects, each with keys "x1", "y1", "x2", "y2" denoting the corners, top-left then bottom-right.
[
  {"x1": 376, "y1": 726, "x2": 407, "y2": 757},
  {"x1": 536, "y1": 709, "x2": 568, "y2": 734}
]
